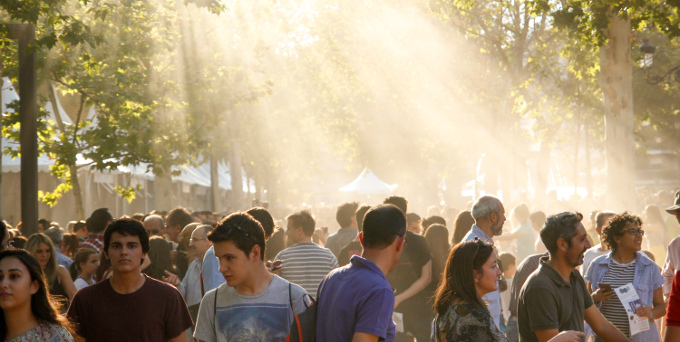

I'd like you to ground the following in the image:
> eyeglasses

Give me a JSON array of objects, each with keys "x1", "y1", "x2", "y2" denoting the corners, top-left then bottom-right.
[
  {"x1": 472, "y1": 237, "x2": 484, "y2": 260},
  {"x1": 626, "y1": 228, "x2": 645, "y2": 236}
]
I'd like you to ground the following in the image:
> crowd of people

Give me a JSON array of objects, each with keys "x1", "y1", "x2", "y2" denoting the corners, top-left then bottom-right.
[{"x1": 1, "y1": 190, "x2": 680, "y2": 341}]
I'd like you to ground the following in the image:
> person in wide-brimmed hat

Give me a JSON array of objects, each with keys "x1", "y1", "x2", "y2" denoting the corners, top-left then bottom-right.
[
  {"x1": 660, "y1": 191, "x2": 680, "y2": 297},
  {"x1": 667, "y1": 191, "x2": 680, "y2": 217}
]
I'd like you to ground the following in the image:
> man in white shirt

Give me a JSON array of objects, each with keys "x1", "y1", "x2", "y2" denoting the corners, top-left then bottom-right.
[{"x1": 580, "y1": 210, "x2": 615, "y2": 276}]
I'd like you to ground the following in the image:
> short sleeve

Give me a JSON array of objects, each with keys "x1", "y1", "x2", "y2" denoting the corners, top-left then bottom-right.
[
  {"x1": 355, "y1": 287, "x2": 395, "y2": 339},
  {"x1": 66, "y1": 293, "x2": 85, "y2": 338},
  {"x1": 193, "y1": 289, "x2": 218, "y2": 342},
  {"x1": 291, "y1": 283, "x2": 311, "y2": 315},
  {"x1": 653, "y1": 266, "x2": 665, "y2": 290},
  {"x1": 522, "y1": 287, "x2": 560, "y2": 331},
  {"x1": 164, "y1": 286, "x2": 193, "y2": 339}
]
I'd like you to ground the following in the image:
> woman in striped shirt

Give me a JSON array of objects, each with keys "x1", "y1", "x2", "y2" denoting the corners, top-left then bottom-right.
[{"x1": 585, "y1": 213, "x2": 666, "y2": 342}]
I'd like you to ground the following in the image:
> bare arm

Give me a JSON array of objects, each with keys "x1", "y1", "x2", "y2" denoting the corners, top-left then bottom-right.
[
  {"x1": 584, "y1": 304, "x2": 631, "y2": 342},
  {"x1": 394, "y1": 260, "x2": 432, "y2": 309},
  {"x1": 58, "y1": 265, "x2": 78, "y2": 300},
  {"x1": 169, "y1": 331, "x2": 188, "y2": 342},
  {"x1": 665, "y1": 326, "x2": 680, "y2": 342},
  {"x1": 637, "y1": 287, "x2": 666, "y2": 321},
  {"x1": 352, "y1": 332, "x2": 379, "y2": 342}
]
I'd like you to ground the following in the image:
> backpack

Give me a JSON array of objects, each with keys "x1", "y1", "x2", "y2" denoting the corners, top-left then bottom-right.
[{"x1": 286, "y1": 282, "x2": 320, "y2": 342}]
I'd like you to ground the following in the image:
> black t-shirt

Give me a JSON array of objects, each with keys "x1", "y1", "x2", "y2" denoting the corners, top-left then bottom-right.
[
  {"x1": 265, "y1": 228, "x2": 285, "y2": 261},
  {"x1": 67, "y1": 275, "x2": 193, "y2": 341},
  {"x1": 517, "y1": 257, "x2": 594, "y2": 342},
  {"x1": 386, "y1": 231, "x2": 433, "y2": 317},
  {"x1": 338, "y1": 240, "x2": 362, "y2": 267}
]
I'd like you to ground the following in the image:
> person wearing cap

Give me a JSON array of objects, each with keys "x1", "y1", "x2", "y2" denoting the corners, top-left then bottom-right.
[{"x1": 661, "y1": 191, "x2": 680, "y2": 297}]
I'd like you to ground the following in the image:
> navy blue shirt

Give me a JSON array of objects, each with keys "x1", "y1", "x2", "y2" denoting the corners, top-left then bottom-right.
[{"x1": 316, "y1": 256, "x2": 396, "y2": 341}]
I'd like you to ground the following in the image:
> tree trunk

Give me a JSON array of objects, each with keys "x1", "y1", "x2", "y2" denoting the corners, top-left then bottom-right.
[
  {"x1": 70, "y1": 166, "x2": 85, "y2": 219},
  {"x1": 599, "y1": 13, "x2": 636, "y2": 211},
  {"x1": 47, "y1": 84, "x2": 86, "y2": 219},
  {"x1": 210, "y1": 152, "x2": 219, "y2": 212},
  {"x1": 229, "y1": 138, "x2": 244, "y2": 211},
  {"x1": 154, "y1": 169, "x2": 174, "y2": 211}
]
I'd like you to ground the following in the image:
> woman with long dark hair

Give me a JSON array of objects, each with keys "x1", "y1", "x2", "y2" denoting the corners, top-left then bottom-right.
[
  {"x1": 25, "y1": 234, "x2": 76, "y2": 308},
  {"x1": 452, "y1": 211, "x2": 475, "y2": 245},
  {"x1": 433, "y1": 239, "x2": 584, "y2": 342},
  {"x1": 0, "y1": 249, "x2": 74, "y2": 341}
]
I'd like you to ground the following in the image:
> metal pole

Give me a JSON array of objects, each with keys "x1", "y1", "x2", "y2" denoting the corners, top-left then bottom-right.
[{"x1": 7, "y1": 24, "x2": 38, "y2": 236}]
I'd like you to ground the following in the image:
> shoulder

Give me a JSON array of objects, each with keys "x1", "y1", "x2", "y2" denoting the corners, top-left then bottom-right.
[
  {"x1": 144, "y1": 276, "x2": 182, "y2": 296},
  {"x1": 590, "y1": 253, "x2": 611, "y2": 267},
  {"x1": 522, "y1": 268, "x2": 554, "y2": 292},
  {"x1": 636, "y1": 251, "x2": 657, "y2": 266},
  {"x1": 73, "y1": 279, "x2": 109, "y2": 300}
]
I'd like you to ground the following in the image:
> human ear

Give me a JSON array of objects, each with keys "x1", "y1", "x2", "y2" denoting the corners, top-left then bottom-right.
[
  {"x1": 30, "y1": 280, "x2": 39, "y2": 295},
  {"x1": 358, "y1": 232, "x2": 364, "y2": 247},
  {"x1": 250, "y1": 245, "x2": 261, "y2": 260}
]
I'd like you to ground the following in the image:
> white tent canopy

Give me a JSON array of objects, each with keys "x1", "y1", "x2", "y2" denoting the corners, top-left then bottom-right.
[{"x1": 339, "y1": 168, "x2": 397, "y2": 195}]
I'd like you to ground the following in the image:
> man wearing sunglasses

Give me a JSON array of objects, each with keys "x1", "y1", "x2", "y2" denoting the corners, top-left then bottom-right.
[{"x1": 193, "y1": 212, "x2": 310, "y2": 342}]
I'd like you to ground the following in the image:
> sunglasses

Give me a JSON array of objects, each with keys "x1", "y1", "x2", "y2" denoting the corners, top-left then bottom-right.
[{"x1": 213, "y1": 222, "x2": 259, "y2": 244}]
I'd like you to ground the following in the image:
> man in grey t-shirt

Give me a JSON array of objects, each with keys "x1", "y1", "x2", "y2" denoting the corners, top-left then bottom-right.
[{"x1": 194, "y1": 212, "x2": 310, "y2": 342}]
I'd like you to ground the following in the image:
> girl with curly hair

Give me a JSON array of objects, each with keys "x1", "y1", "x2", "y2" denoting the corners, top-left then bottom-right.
[{"x1": 585, "y1": 213, "x2": 665, "y2": 341}]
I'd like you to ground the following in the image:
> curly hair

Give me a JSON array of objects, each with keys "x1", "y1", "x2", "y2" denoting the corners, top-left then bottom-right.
[{"x1": 601, "y1": 213, "x2": 642, "y2": 251}]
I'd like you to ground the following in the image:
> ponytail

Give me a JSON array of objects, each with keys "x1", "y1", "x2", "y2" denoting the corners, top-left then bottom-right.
[{"x1": 70, "y1": 248, "x2": 97, "y2": 281}]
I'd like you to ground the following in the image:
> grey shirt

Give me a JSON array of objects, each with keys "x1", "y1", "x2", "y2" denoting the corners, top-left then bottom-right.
[
  {"x1": 193, "y1": 275, "x2": 309, "y2": 342},
  {"x1": 518, "y1": 257, "x2": 593, "y2": 342}
]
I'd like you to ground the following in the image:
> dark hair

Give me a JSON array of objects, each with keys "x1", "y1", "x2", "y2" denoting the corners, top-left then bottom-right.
[
  {"x1": 336, "y1": 202, "x2": 359, "y2": 227},
  {"x1": 103, "y1": 218, "x2": 150, "y2": 254},
  {"x1": 208, "y1": 212, "x2": 266, "y2": 260},
  {"x1": 11, "y1": 236, "x2": 27, "y2": 249},
  {"x1": 246, "y1": 207, "x2": 275, "y2": 237},
  {"x1": 406, "y1": 213, "x2": 421, "y2": 225},
  {"x1": 424, "y1": 224, "x2": 450, "y2": 284},
  {"x1": 498, "y1": 253, "x2": 516, "y2": 272},
  {"x1": 69, "y1": 248, "x2": 98, "y2": 280},
  {"x1": 61, "y1": 233, "x2": 79, "y2": 259},
  {"x1": 433, "y1": 239, "x2": 494, "y2": 314},
  {"x1": 0, "y1": 221, "x2": 6, "y2": 248},
  {"x1": 529, "y1": 211, "x2": 547, "y2": 232},
  {"x1": 38, "y1": 218, "x2": 50, "y2": 229},
  {"x1": 286, "y1": 210, "x2": 316, "y2": 236},
  {"x1": 383, "y1": 196, "x2": 408, "y2": 214},
  {"x1": 145, "y1": 237, "x2": 174, "y2": 280},
  {"x1": 601, "y1": 213, "x2": 642, "y2": 251},
  {"x1": 540, "y1": 212, "x2": 584, "y2": 255},
  {"x1": 361, "y1": 204, "x2": 406, "y2": 249},
  {"x1": 452, "y1": 210, "x2": 475, "y2": 245},
  {"x1": 132, "y1": 213, "x2": 145, "y2": 222},
  {"x1": 0, "y1": 250, "x2": 71, "y2": 340},
  {"x1": 513, "y1": 204, "x2": 530, "y2": 223},
  {"x1": 166, "y1": 207, "x2": 194, "y2": 231},
  {"x1": 87, "y1": 208, "x2": 113, "y2": 233},
  {"x1": 422, "y1": 216, "x2": 446, "y2": 234},
  {"x1": 355, "y1": 205, "x2": 372, "y2": 232},
  {"x1": 95, "y1": 252, "x2": 111, "y2": 283},
  {"x1": 73, "y1": 220, "x2": 86, "y2": 233}
]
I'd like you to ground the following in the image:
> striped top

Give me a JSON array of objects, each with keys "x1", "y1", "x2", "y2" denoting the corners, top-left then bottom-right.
[
  {"x1": 275, "y1": 242, "x2": 338, "y2": 298},
  {"x1": 599, "y1": 259, "x2": 636, "y2": 338}
]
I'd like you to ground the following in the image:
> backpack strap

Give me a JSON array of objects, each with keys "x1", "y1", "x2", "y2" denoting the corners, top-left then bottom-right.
[
  {"x1": 288, "y1": 282, "x2": 295, "y2": 316},
  {"x1": 213, "y1": 286, "x2": 218, "y2": 335}
]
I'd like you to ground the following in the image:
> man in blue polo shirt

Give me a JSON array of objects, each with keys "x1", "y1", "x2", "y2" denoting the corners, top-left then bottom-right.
[{"x1": 316, "y1": 204, "x2": 407, "y2": 342}]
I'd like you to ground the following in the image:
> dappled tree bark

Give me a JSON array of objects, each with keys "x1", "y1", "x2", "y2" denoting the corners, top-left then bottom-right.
[{"x1": 599, "y1": 13, "x2": 636, "y2": 211}]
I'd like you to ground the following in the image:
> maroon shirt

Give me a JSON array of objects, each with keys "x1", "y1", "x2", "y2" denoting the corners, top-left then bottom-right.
[{"x1": 67, "y1": 276, "x2": 192, "y2": 341}]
